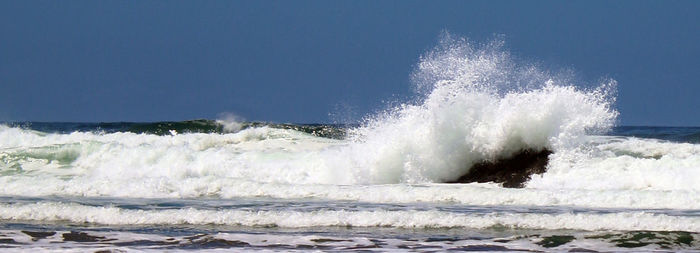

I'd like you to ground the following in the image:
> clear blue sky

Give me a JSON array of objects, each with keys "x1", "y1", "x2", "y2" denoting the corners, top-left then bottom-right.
[{"x1": 1, "y1": 0, "x2": 698, "y2": 125}]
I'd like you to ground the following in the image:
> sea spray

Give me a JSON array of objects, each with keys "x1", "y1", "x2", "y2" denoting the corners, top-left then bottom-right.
[
  {"x1": 0, "y1": 35, "x2": 620, "y2": 193},
  {"x1": 339, "y1": 34, "x2": 618, "y2": 184},
  {"x1": 4, "y1": 36, "x2": 700, "y2": 253},
  {"x1": 2, "y1": 32, "x2": 700, "y2": 251},
  {"x1": 216, "y1": 113, "x2": 244, "y2": 133}
]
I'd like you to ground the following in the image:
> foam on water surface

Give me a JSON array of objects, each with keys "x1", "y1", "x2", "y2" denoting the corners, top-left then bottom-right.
[
  {"x1": 2, "y1": 127, "x2": 700, "y2": 211},
  {"x1": 2, "y1": 35, "x2": 699, "y2": 251},
  {"x1": 1, "y1": 36, "x2": 619, "y2": 187},
  {"x1": 0, "y1": 227, "x2": 697, "y2": 252},
  {"x1": 1, "y1": 200, "x2": 700, "y2": 232}
]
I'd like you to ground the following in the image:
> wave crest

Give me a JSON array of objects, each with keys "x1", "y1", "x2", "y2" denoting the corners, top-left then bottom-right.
[{"x1": 340, "y1": 34, "x2": 618, "y2": 184}]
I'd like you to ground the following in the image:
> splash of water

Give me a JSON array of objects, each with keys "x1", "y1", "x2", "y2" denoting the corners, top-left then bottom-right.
[
  {"x1": 334, "y1": 34, "x2": 618, "y2": 184},
  {"x1": 0, "y1": 34, "x2": 619, "y2": 195},
  {"x1": 216, "y1": 112, "x2": 244, "y2": 133}
]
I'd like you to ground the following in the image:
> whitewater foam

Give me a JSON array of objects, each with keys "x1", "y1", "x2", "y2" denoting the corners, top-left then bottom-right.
[
  {"x1": 331, "y1": 35, "x2": 617, "y2": 184},
  {"x1": 4, "y1": 35, "x2": 700, "y2": 251},
  {"x1": 0, "y1": 201, "x2": 698, "y2": 232},
  {"x1": 1, "y1": 35, "x2": 622, "y2": 190},
  {"x1": 530, "y1": 136, "x2": 700, "y2": 191},
  {"x1": 4, "y1": 124, "x2": 700, "y2": 210},
  {"x1": 3, "y1": 115, "x2": 700, "y2": 209}
]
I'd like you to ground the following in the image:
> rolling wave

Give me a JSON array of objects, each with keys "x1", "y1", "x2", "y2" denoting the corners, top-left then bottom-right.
[
  {"x1": 2, "y1": 35, "x2": 700, "y2": 242},
  {"x1": 3, "y1": 120, "x2": 347, "y2": 139}
]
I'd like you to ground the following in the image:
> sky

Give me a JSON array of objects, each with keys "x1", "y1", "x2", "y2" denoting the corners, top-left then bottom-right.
[{"x1": 0, "y1": 0, "x2": 698, "y2": 125}]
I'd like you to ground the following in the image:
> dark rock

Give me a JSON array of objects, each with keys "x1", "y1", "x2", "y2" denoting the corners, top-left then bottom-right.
[
  {"x1": 62, "y1": 231, "x2": 109, "y2": 242},
  {"x1": 536, "y1": 235, "x2": 575, "y2": 248},
  {"x1": 425, "y1": 237, "x2": 459, "y2": 242},
  {"x1": 310, "y1": 238, "x2": 352, "y2": 243},
  {"x1": 0, "y1": 238, "x2": 18, "y2": 244},
  {"x1": 22, "y1": 231, "x2": 56, "y2": 240},
  {"x1": 447, "y1": 149, "x2": 552, "y2": 188}
]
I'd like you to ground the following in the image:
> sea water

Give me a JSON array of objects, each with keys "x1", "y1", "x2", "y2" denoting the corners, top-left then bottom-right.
[{"x1": 1, "y1": 35, "x2": 699, "y2": 251}]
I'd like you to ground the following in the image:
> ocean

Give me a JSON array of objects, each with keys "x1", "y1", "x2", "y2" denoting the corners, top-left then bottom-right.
[{"x1": 2, "y1": 37, "x2": 699, "y2": 252}]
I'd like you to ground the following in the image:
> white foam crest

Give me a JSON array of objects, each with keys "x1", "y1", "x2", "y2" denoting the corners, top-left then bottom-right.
[
  {"x1": 529, "y1": 136, "x2": 700, "y2": 191},
  {"x1": 0, "y1": 36, "x2": 618, "y2": 187},
  {"x1": 1, "y1": 202, "x2": 698, "y2": 231},
  {"x1": 5, "y1": 126, "x2": 700, "y2": 208},
  {"x1": 0, "y1": 124, "x2": 287, "y2": 149},
  {"x1": 5, "y1": 124, "x2": 700, "y2": 207},
  {"x1": 2, "y1": 176, "x2": 700, "y2": 210},
  {"x1": 334, "y1": 35, "x2": 617, "y2": 184},
  {"x1": 0, "y1": 126, "x2": 343, "y2": 190}
]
